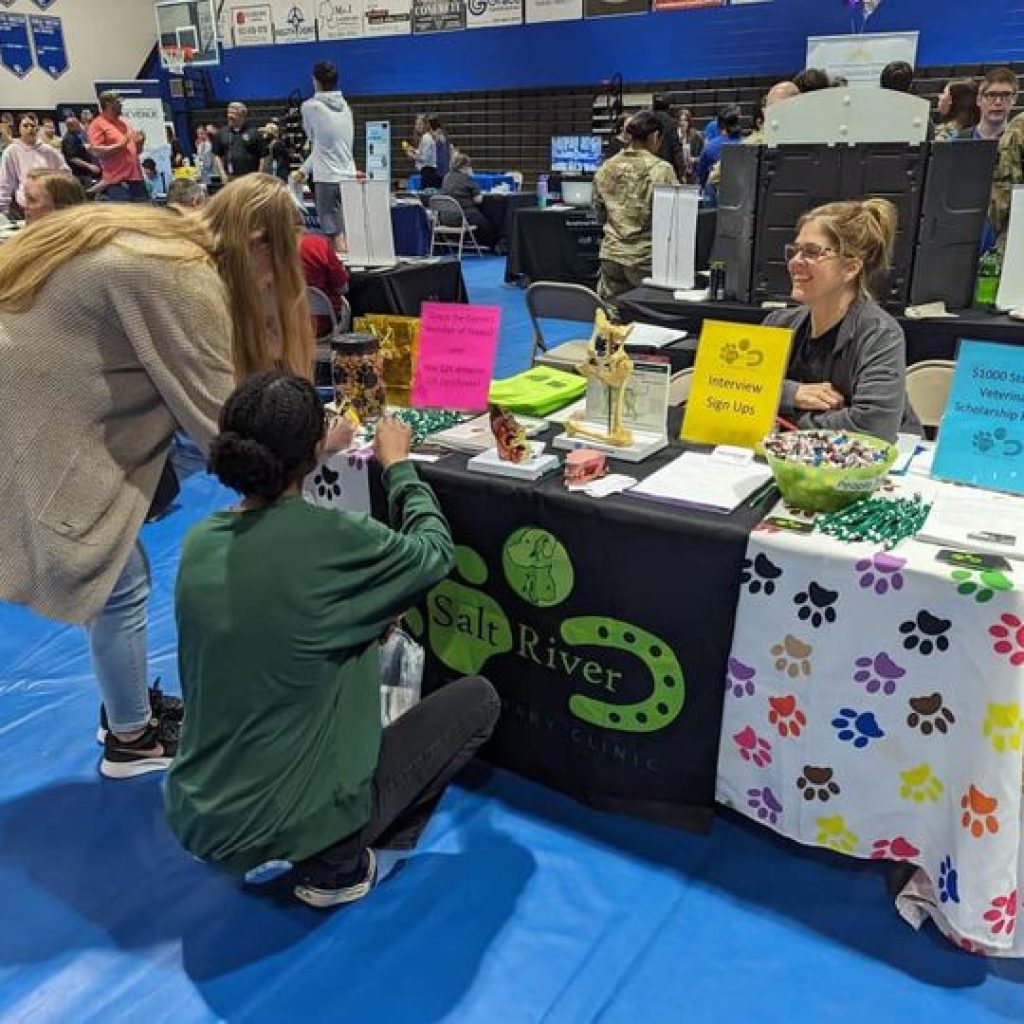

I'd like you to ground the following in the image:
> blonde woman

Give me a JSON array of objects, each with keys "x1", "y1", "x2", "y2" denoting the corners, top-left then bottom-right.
[
  {"x1": 0, "y1": 203, "x2": 236, "y2": 778},
  {"x1": 765, "y1": 198, "x2": 920, "y2": 443},
  {"x1": 204, "y1": 173, "x2": 315, "y2": 382}
]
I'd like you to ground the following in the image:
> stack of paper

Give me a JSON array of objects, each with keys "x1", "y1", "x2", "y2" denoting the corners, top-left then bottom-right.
[
  {"x1": 625, "y1": 323, "x2": 688, "y2": 350},
  {"x1": 429, "y1": 413, "x2": 549, "y2": 454},
  {"x1": 918, "y1": 487, "x2": 1024, "y2": 561},
  {"x1": 628, "y1": 452, "x2": 773, "y2": 514}
]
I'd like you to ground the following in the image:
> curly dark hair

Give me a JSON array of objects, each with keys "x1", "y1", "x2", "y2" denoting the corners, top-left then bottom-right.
[{"x1": 208, "y1": 372, "x2": 325, "y2": 503}]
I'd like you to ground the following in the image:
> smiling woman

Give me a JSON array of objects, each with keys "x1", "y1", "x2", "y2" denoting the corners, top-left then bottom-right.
[{"x1": 762, "y1": 198, "x2": 921, "y2": 443}]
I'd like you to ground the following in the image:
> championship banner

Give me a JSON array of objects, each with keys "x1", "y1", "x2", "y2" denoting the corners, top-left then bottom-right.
[
  {"x1": 364, "y1": 0, "x2": 411, "y2": 35},
  {"x1": 584, "y1": 0, "x2": 647, "y2": 16},
  {"x1": 94, "y1": 80, "x2": 173, "y2": 194},
  {"x1": 0, "y1": 13, "x2": 33, "y2": 78},
  {"x1": 272, "y1": 0, "x2": 317, "y2": 42},
  {"x1": 524, "y1": 0, "x2": 581, "y2": 23},
  {"x1": 28, "y1": 14, "x2": 67, "y2": 79},
  {"x1": 411, "y1": 0, "x2": 465, "y2": 33},
  {"x1": 466, "y1": 0, "x2": 522, "y2": 28},
  {"x1": 318, "y1": 0, "x2": 365, "y2": 38}
]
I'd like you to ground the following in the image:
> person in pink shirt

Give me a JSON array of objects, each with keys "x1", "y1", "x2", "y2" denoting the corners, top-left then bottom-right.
[
  {"x1": 0, "y1": 113, "x2": 69, "y2": 218},
  {"x1": 88, "y1": 90, "x2": 147, "y2": 203}
]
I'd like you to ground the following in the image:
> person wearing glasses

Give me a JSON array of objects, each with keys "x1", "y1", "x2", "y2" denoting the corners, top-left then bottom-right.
[
  {"x1": 985, "y1": 70, "x2": 1024, "y2": 248},
  {"x1": 764, "y1": 198, "x2": 920, "y2": 444}
]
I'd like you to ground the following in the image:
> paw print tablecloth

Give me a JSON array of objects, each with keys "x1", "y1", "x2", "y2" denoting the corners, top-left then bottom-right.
[{"x1": 716, "y1": 507, "x2": 1024, "y2": 955}]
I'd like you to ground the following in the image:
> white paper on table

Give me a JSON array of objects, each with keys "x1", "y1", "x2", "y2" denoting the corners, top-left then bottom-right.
[
  {"x1": 996, "y1": 185, "x2": 1024, "y2": 311},
  {"x1": 628, "y1": 451, "x2": 772, "y2": 513},
  {"x1": 650, "y1": 185, "x2": 699, "y2": 291},
  {"x1": 918, "y1": 484, "x2": 1024, "y2": 560},
  {"x1": 624, "y1": 322, "x2": 687, "y2": 350}
]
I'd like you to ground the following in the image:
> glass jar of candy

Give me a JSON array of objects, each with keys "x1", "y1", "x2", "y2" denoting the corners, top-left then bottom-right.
[{"x1": 330, "y1": 332, "x2": 386, "y2": 421}]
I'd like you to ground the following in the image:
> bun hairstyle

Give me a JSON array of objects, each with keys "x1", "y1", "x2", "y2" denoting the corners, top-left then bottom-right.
[
  {"x1": 209, "y1": 372, "x2": 325, "y2": 503},
  {"x1": 798, "y1": 198, "x2": 897, "y2": 298}
]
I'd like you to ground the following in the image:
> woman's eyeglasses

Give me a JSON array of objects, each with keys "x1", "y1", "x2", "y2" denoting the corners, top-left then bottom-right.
[{"x1": 784, "y1": 243, "x2": 840, "y2": 263}]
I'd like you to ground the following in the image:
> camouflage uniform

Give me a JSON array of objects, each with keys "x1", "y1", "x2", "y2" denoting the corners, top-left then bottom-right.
[
  {"x1": 989, "y1": 112, "x2": 1024, "y2": 247},
  {"x1": 593, "y1": 148, "x2": 678, "y2": 300}
]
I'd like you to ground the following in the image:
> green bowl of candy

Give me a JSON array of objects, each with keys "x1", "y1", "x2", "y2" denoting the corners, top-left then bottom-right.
[{"x1": 761, "y1": 430, "x2": 898, "y2": 513}]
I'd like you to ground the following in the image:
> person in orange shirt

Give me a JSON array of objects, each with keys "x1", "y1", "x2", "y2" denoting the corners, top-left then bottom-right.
[{"x1": 88, "y1": 90, "x2": 147, "y2": 202}]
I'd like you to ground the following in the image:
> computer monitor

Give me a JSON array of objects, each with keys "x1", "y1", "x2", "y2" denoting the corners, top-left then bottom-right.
[{"x1": 551, "y1": 136, "x2": 602, "y2": 174}]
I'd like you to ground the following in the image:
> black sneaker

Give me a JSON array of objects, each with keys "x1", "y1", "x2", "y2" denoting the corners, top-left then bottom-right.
[
  {"x1": 97, "y1": 680, "x2": 183, "y2": 744},
  {"x1": 293, "y1": 850, "x2": 377, "y2": 909},
  {"x1": 99, "y1": 709, "x2": 180, "y2": 780}
]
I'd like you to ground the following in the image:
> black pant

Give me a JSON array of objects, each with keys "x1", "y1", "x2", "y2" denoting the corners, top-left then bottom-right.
[{"x1": 298, "y1": 676, "x2": 499, "y2": 881}]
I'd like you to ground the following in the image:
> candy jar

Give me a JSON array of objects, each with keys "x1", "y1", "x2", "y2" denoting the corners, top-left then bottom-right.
[{"x1": 330, "y1": 332, "x2": 386, "y2": 422}]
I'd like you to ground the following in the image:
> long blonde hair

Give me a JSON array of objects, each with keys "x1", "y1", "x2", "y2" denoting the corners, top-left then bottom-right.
[
  {"x1": 798, "y1": 197, "x2": 897, "y2": 298},
  {"x1": 0, "y1": 203, "x2": 215, "y2": 313},
  {"x1": 204, "y1": 174, "x2": 314, "y2": 382}
]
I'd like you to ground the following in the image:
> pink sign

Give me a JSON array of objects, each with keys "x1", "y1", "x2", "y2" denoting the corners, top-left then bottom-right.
[{"x1": 411, "y1": 302, "x2": 501, "y2": 411}]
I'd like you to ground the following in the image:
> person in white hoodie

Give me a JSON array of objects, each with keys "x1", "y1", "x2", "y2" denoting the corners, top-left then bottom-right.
[{"x1": 299, "y1": 61, "x2": 356, "y2": 250}]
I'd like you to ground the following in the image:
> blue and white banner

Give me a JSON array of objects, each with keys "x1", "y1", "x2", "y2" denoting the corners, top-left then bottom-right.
[
  {"x1": 0, "y1": 13, "x2": 33, "y2": 78},
  {"x1": 29, "y1": 15, "x2": 68, "y2": 79},
  {"x1": 32, "y1": 0, "x2": 60, "y2": 9}
]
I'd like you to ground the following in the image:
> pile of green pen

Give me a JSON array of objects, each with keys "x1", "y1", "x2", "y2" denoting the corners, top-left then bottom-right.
[{"x1": 816, "y1": 494, "x2": 931, "y2": 550}]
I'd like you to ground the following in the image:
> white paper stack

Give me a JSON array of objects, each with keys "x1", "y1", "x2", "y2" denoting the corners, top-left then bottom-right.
[
  {"x1": 918, "y1": 486, "x2": 1024, "y2": 561},
  {"x1": 628, "y1": 452, "x2": 773, "y2": 514}
]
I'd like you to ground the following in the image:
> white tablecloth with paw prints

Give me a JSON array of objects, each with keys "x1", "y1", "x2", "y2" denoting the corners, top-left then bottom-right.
[
  {"x1": 302, "y1": 447, "x2": 373, "y2": 514},
  {"x1": 716, "y1": 501, "x2": 1024, "y2": 955}
]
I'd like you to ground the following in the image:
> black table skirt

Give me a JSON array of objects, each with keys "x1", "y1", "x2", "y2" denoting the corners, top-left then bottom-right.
[
  {"x1": 348, "y1": 259, "x2": 469, "y2": 318},
  {"x1": 480, "y1": 192, "x2": 536, "y2": 253},
  {"x1": 378, "y1": 427, "x2": 767, "y2": 833},
  {"x1": 616, "y1": 288, "x2": 1024, "y2": 365},
  {"x1": 504, "y1": 207, "x2": 602, "y2": 286}
]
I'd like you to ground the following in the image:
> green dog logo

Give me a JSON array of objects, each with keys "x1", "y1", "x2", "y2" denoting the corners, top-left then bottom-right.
[{"x1": 502, "y1": 526, "x2": 575, "y2": 608}]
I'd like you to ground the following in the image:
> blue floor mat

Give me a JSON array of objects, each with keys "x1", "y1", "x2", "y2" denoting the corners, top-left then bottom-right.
[{"x1": 2, "y1": 261, "x2": 1023, "y2": 1022}]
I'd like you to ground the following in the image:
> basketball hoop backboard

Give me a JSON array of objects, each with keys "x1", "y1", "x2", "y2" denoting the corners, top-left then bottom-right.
[{"x1": 155, "y1": 0, "x2": 220, "y2": 69}]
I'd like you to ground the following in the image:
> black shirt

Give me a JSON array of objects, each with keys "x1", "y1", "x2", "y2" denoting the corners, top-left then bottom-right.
[
  {"x1": 212, "y1": 122, "x2": 266, "y2": 178},
  {"x1": 61, "y1": 131, "x2": 95, "y2": 181},
  {"x1": 789, "y1": 317, "x2": 842, "y2": 385}
]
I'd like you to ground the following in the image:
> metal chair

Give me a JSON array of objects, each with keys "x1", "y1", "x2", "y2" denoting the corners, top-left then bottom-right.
[
  {"x1": 428, "y1": 194, "x2": 485, "y2": 259},
  {"x1": 308, "y1": 286, "x2": 352, "y2": 388},
  {"x1": 526, "y1": 281, "x2": 610, "y2": 372},
  {"x1": 906, "y1": 359, "x2": 955, "y2": 434}
]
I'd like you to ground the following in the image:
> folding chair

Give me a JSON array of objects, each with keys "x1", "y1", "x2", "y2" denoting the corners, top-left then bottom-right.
[
  {"x1": 308, "y1": 286, "x2": 352, "y2": 389},
  {"x1": 526, "y1": 281, "x2": 610, "y2": 372},
  {"x1": 906, "y1": 359, "x2": 955, "y2": 436},
  {"x1": 428, "y1": 194, "x2": 485, "y2": 259}
]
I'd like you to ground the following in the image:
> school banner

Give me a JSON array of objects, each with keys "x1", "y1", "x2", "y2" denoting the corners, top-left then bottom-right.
[
  {"x1": 466, "y1": 0, "x2": 522, "y2": 28},
  {"x1": 524, "y1": 0, "x2": 581, "y2": 22},
  {"x1": 0, "y1": 12, "x2": 33, "y2": 78},
  {"x1": 364, "y1": 0, "x2": 412, "y2": 35},
  {"x1": 272, "y1": 0, "x2": 318, "y2": 42},
  {"x1": 28, "y1": 14, "x2": 66, "y2": 79},
  {"x1": 411, "y1": 0, "x2": 465, "y2": 33},
  {"x1": 318, "y1": 0, "x2": 365, "y2": 38}
]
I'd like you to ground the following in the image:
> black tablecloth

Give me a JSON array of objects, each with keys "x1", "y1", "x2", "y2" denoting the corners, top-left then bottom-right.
[
  {"x1": 505, "y1": 207, "x2": 602, "y2": 286},
  {"x1": 397, "y1": 429, "x2": 766, "y2": 833},
  {"x1": 616, "y1": 288, "x2": 1024, "y2": 365},
  {"x1": 480, "y1": 192, "x2": 536, "y2": 253},
  {"x1": 348, "y1": 259, "x2": 468, "y2": 318}
]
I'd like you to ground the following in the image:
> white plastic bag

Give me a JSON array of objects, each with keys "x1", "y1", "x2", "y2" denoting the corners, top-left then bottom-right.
[{"x1": 380, "y1": 628, "x2": 425, "y2": 725}]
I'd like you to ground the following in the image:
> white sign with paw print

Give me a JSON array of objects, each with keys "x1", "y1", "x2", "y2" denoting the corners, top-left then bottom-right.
[{"x1": 303, "y1": 448, "x2": 372, "y2": 513}]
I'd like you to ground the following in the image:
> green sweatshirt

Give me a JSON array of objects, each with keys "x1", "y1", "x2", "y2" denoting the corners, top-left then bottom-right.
[{"x1": 164, "y1": 461, "x2": 454, "y2": 874}]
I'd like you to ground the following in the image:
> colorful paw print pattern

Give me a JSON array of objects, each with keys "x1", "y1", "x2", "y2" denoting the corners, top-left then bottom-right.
[
  {"x1": 741, "y1": 553, "x2": 783, "y2": 596},
  {"x1": 984, "y1": 891, "x2": 1018, "y2": 936},
  {"x1": 771, "y1": 635, "x2": 812, "y2": 679},
  {"x1": 899, "y1": 763, "x2": 944, "y2": 804},
  {"x1": 832, "y1": 708, "x2": 885, "y2": 749},
  {"x1": 797, "y1": 765, "x2": 840, "y2": 802},
  {"x1": 938, "y1": 856, "x2": 960, "y2": 904},
  {"x1": 989, "y1": 613, "x2": 1024, "y2": 667},
  {"x1": 733, "y1": 726, "x2": 772, "y2": 767},
  {"x1": 960, "y1": 784, "x2": 1000, "y2": 838},
  {"x1": 982, "y1": 702, "x2": 1024, "y2": 754},
  {"x1": 855, "y1": 552, "x2": 906, "y2": 595},
  {"x1": 746, "y1": 787, "x2": 783, "y2": 825},
  {"x1": 726, "y1": 657, "x2": 756, "y2": 698},
  {"x1": 793, "y1": 582, "x2": 839, "y2": 628},
  {"x1": 950, "y1": 568, "x2": 1014, "y2": 604},
  {"x1": 768, "y1": 695, "x2": 807, "y2": 738},
  {"x1": 906, "y1": 693, "x2": 956, "y2": 736},
  {"x1": 870, "y1": 836, "x2": 920, "y2": 861},
  {"x1": 899, "y1": 610, "x2": 952, "y2": 656},
  {"x1": 815, "y1": 815, "x2": 859, "y2": 854},
  {"x1": 853, "y1": 652, "x2": 906, "y2": 696}
]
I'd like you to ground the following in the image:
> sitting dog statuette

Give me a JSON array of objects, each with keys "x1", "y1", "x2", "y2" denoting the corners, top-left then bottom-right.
[{"x1": 566, "y1": 309, "x2": 635, "y2": 448}]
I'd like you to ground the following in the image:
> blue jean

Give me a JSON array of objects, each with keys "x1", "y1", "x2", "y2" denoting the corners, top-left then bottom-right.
[
  {"x1": 86, "y1": 541, "x2": 152, "y2": 734},
  {"x1": 100, "y1": 181, "x2": 149, "y2": 203}
]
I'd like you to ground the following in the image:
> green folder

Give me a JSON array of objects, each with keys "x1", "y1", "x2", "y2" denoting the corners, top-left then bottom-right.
[{"x1": 489, "y1": 366, "x2": 587, "y2": 417}]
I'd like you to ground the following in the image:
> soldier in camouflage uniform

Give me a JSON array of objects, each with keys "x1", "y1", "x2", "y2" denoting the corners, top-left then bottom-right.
[
  {"x1": 990, "y1": 111, "x2": 1024, "y2": 247},
  {"x1": 975, "y1": 68, "x2": 1020, "y2": 248},
  {"x1": 592, "y1": 110, "x2": 678, "y2": 300}
]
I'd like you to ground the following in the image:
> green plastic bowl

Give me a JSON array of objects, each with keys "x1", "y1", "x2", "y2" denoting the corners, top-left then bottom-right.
[{"x1": 762, "y1": 431, "x2": 898, "y2": 514}]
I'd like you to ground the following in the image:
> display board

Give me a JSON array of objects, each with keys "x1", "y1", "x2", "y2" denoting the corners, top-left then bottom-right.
[
  {"x1": 805, "y1": 31, "x2": 919, "y2": 89},
  {"x1": 365, "y1": 120, "x2": 391, "y2": 181}
]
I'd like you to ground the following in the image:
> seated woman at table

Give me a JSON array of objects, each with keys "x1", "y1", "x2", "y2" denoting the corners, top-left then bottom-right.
[
  {"x1": 765, "y1": 198, "x2": 920, "y2": 443},
  {"x1": 165, "y1": 371, "x2": 500, "y2": 907},
  {"x1": 593, "y1": 110, "x2": 679, "y2": 301},
  {"x1": 205, "y1": 173, "x2": 314, "y2": 381},
  {"x1": 299, "y1": 229, "x2": 350, "y2": 336},
  {"x1": 440, "y1": 153, "x2": 497, "y2": 249}
]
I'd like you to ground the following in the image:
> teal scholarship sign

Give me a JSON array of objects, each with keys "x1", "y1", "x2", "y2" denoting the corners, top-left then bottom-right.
[{"x1": 933, "y1": 340, "x2": 1024, "y2": 496}]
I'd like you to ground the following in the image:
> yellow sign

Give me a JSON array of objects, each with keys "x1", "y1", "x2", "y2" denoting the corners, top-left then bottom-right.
[{"x1": 681, "y1": 320, "x2": 794, "y2": 448}]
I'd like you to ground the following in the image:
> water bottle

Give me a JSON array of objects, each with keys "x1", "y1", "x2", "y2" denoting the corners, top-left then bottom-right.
[
  {"x1": 974, "y1": 249, "x2": 1002, "y2": 308},
  {"x1": 537, "y1": 174, "x2": 549, "y2": 209}
]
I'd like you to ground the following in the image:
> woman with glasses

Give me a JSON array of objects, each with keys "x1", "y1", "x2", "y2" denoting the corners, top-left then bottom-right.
[{"x1": 764, "y1": 198, "x2": 920, "y2": 444}]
